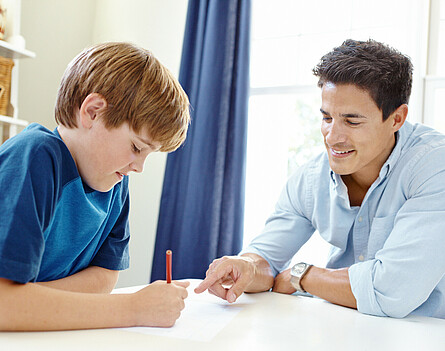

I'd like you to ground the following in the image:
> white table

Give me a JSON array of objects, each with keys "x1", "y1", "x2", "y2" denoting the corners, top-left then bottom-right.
[{"x1": 1, "y1": 280, "x2": 445, "y2": 351}]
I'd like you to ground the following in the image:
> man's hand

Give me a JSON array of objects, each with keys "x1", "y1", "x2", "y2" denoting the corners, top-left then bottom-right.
[
  {"x1": 194, "y1": 254, "x2": 274, "y2": 303},
  {"x1": 272, "y1": 268, "x2": 296, "y2": 294},
  {"x1": 194, "y1": 256, "x2": 255, "y2": 303},
  {"x1": 130, "y1": 280, "x2": 190, "y2": 327}
]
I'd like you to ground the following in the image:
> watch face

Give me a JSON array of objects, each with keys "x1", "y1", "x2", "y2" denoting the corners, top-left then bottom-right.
[{"x1": 291, "y1": 263, "x2": 306, "y2": 275}]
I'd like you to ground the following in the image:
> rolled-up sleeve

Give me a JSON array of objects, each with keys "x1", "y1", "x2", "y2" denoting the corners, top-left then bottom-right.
[{"x1": 349, "y1": 145, "x2": 445, "y2": 318}]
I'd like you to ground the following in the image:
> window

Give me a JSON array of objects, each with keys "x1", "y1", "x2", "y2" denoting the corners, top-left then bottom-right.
[
  {"x1": 243, "y1": 0, "x2": 430, "y2": 267},
  {"x1": 424, "y1": 0, "x2": 445, "y2": 133}
]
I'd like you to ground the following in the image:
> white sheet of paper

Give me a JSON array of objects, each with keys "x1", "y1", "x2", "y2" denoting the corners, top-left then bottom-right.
[{"x1": 114, "y1": 279, "x2": 247, "y2": 342}]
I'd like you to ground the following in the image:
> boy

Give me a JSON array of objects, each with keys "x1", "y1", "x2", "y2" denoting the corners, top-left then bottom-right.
[{"x1": 0, "y1": 42, "x2": 190, "y2": 330}]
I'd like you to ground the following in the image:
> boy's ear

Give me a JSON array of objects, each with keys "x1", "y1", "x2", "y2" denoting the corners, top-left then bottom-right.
[{"x1": 79, "y1": 93, "x2": 107, "y2": 129}]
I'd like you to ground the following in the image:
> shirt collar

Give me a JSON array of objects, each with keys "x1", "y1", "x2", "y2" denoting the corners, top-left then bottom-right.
[
  {"x1": 330, "y1": 170, "x2": 339, "y2": 186},
  {"x1": 378, "y1": 120, "x2": 412, "y2": 179}
]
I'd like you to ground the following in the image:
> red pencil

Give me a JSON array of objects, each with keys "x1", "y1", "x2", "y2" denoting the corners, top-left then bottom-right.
[{"x1": 166, "y1": 250, "x2": 172, "y2": 284}]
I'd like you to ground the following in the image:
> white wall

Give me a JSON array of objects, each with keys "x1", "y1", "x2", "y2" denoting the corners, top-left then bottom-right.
[
  {"x1": 92, "y1": 0, "x2": 189, "y2": 288},
  {"x1": 19, "y1": 0, "x2": 188, "y2": 288},
  {"x1": 19, "y1": 0, "x2": 96, "y2": 129}
]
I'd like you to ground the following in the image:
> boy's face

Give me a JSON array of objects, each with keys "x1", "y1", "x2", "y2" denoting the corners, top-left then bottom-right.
[
  {"x1": 77, "y1": 118, "x2": 161, "y2": 192},
  {"x1": 320, "y1": 82, "x2": 398, "y2": 183}
]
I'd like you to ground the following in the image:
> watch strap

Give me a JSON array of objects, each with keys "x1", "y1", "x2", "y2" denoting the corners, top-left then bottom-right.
[{"x1": 290, "y1": 263, "x2": 313, "y2": 293}]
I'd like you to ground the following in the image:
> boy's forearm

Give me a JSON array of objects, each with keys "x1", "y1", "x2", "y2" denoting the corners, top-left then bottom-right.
[
  {"x1": 37, "y1": 266, "x2": 119, "y2": 293},
  {"x1": 0, "y1": 278, "x2": 133, "y2": 331}
]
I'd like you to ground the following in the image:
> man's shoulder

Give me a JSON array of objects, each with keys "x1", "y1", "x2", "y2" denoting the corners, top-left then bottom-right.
[
  {"x1": 391, "y1": 123, "x2": 445, "y2": 192},
  {"x1": 286, "y1": 151, "x2": 330, "y2": 195},
  {"x1": 399, "y1": 123, "x2": 445, "y2": 166},
  {"x1": 289, "y1": 152, "x2": 330, "y2": 180},
  {"x1": 403, "y1": 122, "x2": 445, "y2": 151}
]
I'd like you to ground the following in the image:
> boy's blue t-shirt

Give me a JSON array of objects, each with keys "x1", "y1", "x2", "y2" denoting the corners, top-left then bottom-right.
[{"x1": 0, "y1": 123, "x2": 130, "y2": 283}]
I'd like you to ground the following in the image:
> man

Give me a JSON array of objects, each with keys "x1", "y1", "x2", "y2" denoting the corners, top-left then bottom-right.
[{"x1": 195, "y1": 39, "x2": 445, "y2": 319}]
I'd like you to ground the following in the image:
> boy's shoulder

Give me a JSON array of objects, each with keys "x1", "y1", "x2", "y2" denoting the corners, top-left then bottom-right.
[
  {"x1": 5, "y1": 122, "x2": 60, "y2": 146},
  {"x1": 2, "y1": 123, "x2": 67, "y2": 157},
  {"x1": 0, "y1": 123, "x2": 78, "y2": 182}
]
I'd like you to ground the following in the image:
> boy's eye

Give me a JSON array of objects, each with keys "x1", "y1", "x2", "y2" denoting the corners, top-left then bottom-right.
[{"x1": 132, "y1": 143, "x2": 141, "y2": 153}]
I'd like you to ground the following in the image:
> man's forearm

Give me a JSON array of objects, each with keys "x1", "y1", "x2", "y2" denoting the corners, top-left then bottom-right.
[
  {"x1": 301, "y1": 266, "x2": 357, "y2": 309},
  {"x1": 241, "y1": 253, "x2": 274, "y2": 293},
  {"x1": 37, "y1": 266, "x2": 119, "y2": 293}
]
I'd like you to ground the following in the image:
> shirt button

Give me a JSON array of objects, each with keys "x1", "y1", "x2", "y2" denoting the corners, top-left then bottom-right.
[
  {"x1": 358, "y1": 255, "x2": 365, "y2": 261},
  {"x1": 358, "y1": 216, "x2": 363, "y2": 222}
]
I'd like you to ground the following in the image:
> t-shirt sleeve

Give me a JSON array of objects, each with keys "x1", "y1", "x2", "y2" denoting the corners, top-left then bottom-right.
[
  {"x1": 0, "y1": 141, "x2": 59, "y2": 283},
  {"x1": 90, "y1": 180, "x2": 130, "y2": 271}
]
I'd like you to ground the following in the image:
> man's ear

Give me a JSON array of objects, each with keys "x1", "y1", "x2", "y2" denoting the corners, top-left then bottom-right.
[
  {"x1": 79, "y1": 93, "x2": 107, "y2": 129},
  {"x1": 390, "y1": 104, "x2": 408, "y2": 132}
]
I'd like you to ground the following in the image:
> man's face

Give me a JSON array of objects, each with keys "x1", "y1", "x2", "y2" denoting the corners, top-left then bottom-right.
[
  {"x1": 77, "y1": 119, "x2": 160, "y2": 192},
  {"x1": 320, "y1": 82, "x2": 396, "y2": 182}
]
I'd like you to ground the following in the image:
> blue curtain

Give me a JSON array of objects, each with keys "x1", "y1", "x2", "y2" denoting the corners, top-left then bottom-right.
[{"x1": 150, "y1": 0, "x2": 251, "y2": 281}]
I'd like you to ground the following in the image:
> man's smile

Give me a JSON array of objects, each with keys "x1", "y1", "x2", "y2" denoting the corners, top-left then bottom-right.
[{"x1": 330, "y1": 148, "x2": 355, "y2": 158}]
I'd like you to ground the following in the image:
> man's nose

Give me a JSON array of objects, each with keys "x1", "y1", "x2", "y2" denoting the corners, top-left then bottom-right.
[{"x1": 324, "y1": 120, "x2": 347, "y2": 146}]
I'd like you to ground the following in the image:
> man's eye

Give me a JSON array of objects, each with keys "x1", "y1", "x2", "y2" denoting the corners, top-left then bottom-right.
[
  {"x1": 322, "y1": 117, "x2": 332, "y2": 122},
  {"x1": 346, "y1": 120, "x2": 360, "y2": 126}
]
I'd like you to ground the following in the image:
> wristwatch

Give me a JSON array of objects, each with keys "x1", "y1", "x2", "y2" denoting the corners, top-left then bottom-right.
[{"x1": 290, "y1": 262, "x2": 313, "y2": 293}]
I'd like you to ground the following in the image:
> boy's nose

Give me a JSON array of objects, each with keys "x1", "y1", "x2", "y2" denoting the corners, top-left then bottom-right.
[{"x1": 130, "y1": 156, "x2": 146, "y2": 173}]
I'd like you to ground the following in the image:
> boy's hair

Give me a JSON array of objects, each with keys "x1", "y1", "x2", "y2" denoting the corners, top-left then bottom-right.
[
  {"x1": 313, "y1": 39, "x2": 413, "y2": 121},
  {"x1": 55, "y1": 42, "x2": 190, "y2": 152}
]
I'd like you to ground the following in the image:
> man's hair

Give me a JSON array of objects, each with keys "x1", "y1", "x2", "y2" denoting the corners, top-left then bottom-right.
[
  {"x1": 313, "y1": 39, "x2": 413, "y2": 121},
  {"x1": 55, "y1": 42, "x2": 190, "y2": 152}
]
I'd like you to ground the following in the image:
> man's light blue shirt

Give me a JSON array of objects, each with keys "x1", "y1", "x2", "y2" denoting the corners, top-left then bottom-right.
[{"x1": 241, "y1": 121, "x2": 445, "y2": 319}]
